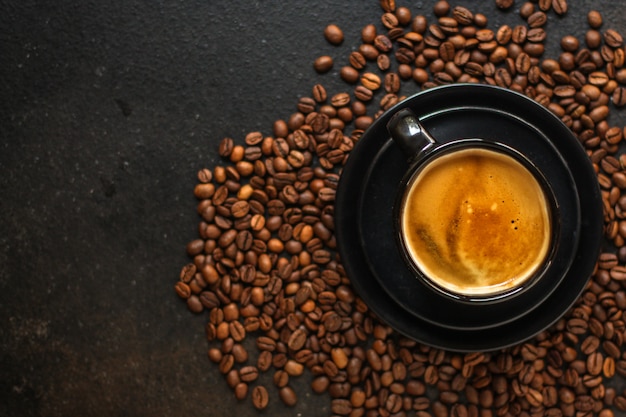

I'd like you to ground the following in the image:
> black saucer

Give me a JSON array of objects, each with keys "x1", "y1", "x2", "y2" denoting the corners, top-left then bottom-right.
[
  {"x1": 335, "y1": 84, "x2": 603, "y2": 351},
  {"x1": 367, "y1": 110, "x2": 580, "y2": 330}
]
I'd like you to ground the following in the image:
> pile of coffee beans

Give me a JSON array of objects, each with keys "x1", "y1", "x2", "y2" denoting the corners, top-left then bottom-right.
[{"x1": 176, "y1": 1, "x2": 626, "y2": 415}]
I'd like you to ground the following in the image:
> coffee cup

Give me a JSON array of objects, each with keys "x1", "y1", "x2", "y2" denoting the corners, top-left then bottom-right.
[
  {"x1": 388, "y1": 108, "x2": 560, "y2": 301},
  {"x1": 335, "y1": 84, "x2": 601, "y2": 348}
]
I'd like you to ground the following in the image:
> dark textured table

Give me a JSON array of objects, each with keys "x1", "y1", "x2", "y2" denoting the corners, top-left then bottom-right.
[{"x1": 1, "y1": 1, "x2": 625, "y2": 416}]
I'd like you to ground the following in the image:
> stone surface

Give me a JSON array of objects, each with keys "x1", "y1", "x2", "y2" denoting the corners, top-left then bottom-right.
[{"x1": 1, "y1": 1, "x2": 625, "y2": 416}]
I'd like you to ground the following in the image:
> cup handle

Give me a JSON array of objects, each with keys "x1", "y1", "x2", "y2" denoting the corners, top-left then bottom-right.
[{"x1": 387, "y1": 108, "x2": 437, "y2": 162}]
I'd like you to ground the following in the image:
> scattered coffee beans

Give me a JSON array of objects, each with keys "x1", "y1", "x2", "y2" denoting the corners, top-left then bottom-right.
[{"x1": 178, "y1": 1, "x2": 626, "y2": 415}]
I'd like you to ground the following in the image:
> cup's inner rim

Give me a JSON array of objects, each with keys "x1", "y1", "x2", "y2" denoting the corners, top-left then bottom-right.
[{"x1": 397, "y1": 139, "x2": 560, "y2": 302}]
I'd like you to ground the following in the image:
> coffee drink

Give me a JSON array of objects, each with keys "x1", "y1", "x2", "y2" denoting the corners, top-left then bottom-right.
[{"x1": 400, "y1": 146, "x2": 552, "y2": 297}]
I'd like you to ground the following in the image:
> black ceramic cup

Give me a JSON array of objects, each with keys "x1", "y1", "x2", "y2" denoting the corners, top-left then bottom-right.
[{"x1": 387, "y1": 108, "x2": 562, "y2": 303}]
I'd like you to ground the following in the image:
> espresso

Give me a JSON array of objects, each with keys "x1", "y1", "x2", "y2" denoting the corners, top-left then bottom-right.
[{"x1": 401, "y1": 147, "x2": 552, "y2": 296}]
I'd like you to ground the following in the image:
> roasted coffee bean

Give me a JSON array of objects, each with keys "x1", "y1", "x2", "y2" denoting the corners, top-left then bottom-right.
[
  {"x1": 527, "y1": 28, "x2": 546, "y2": 43},
  {"x1": 256, "y1": 350, "x2": 273, "y2": 373},
  {"x1": 359, "y1": 43, "x2": 379, "y2": 60},
  {"x1": 588, "y1": 71, "x2": 609, "y2": 86},
  {"x1": 240, "y1": 366, "x2": 259, "y2": 383},
  {"x1": 567, "y1": 317, "x2": 588, "y2": 334},
  {"x1": 512, "y1": 25, "x2": 527, "y2": 44},
  {"x1": 377, "y1": 54, "x2": 390, "y2": 71},
  {"x1": 219, "y1": 353, "x2": 234, "y2": 374},
  {"x1": 524, "y1": 42, "x2": 545, "y2": 57},
  {"x1": 588, "y1": 10, "x2": 603, "y2": 28},
  {"x1": 229, "y1": 321, "x2": 245, "y2": 342},
  {"x1": 374, "y1": 34, "x2": 393, "y2": 52},
  {"x1": 244, "y1": 146, "x2": 263, "y2": 162},
  {"x1": 311, "y1": 375, "x2": 330, "y2": 394},
  {"x1": 495, "y1": 0, "x2": 514, "y2": 10},
  {"x1": 574, "y1": 395, "x2": 595, "y2": 412},
  {"x1": 439, "y1": 41, "x2": 455, "y2": 62},
  {"x1": 616, "y1": 396, "x2": 626, "y2": 412},
  {"x1": 251, "y1": 385, "x2": 269, "y2": 410},
  {"x1": 613, "y1": 87, "x2": 626, "y2": 106},
  {"x1": 314, "y1": 56, "x2": 334, "y2": 73},
  {"x1": 288, "y1": 327, "x2": 307, "y2": 350},
  {"x1": 586, "y1": 30, "x2": 602, "y2": 49},
  {"x1": 324, "y1": 24, "x2": 344, "y2": 45},
  {"x1": 218, "y1": 137, "x2": 234, "y2": 157},
  {"x1": 515, "y1": 52, "x2": 531, "y2": 74},
  {"x1": 449, "y1": 6, "x2": 471, "y2": 25},
  {"x1": 279, "y1": 386, "x2": 297, "y2": 407},
  {"x1": 331, "y1": 399, "x2": 352, "y2": 415},
  {"x1": 340, "y1": 66, "x2": 359, "y2": 83},
  {"x1": 331, "y1": 92, "x2": 351, "y2": 108},
  {"x1": 197, "y1": 168, "x2": 213, "y2": 183},
  {"x1": 610, "y1": 265, "x2": 626, "y2": 280},
  {"x1": 312, "y1": 84, "x2": 327, "y2": 103},
  {"x1": 361, "y1": 73, "x2": 381, "y2": 90},
  {"x1": 552, "y1": 0, "x2": 568, "y2": 15},
  {"x1": 527, "y1": 11, "x2": 547, "y2": 28},
  {"x1": 518, "y1": 2, "x2": 534, "y2": 19},
  {"x1": 273, "y1": 369, "x2": 289, "y2": 388},
  {"x1": 560, "y1": 35, "x2": 579, "y2": 52},
  {"x1": 604, "y1": 29, "x2": 623, "y2": 48},
  {"x1": 256, "y1": 336, "x2": 277, "y2": 352},
  {"x1": 494, "y1": 68, "x2": 512, "y2": 87},
  {"x1": 199, "y1": 291, "x2": 220, "y2": 309},
  {"x1": 234, "y1": 383, "x2": 248, "y2": 400},
  {"x1": 495, "y1": 25, "x2": 512, "y2": 45},
  {"x1": 180, "y1": 263, "x2": 197, "y2": 284},
  {"x1": 175, "y1": 281, "x2": 191, "y2": 299},
  {"x1": 354, "y1": 86, "x2": 373, "y2": 102},
  {"x1": 587, "y1": 352, "x2": 604, "y2": 375},
  {"x1": 348, "y1": 51, "x2": 366, "y2": 70}
]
